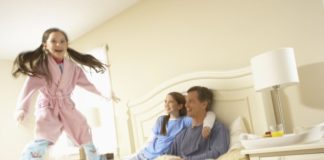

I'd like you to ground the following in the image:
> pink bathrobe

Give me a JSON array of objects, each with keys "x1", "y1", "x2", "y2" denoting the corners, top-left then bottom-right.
[{"x1": 17, "y1": 56, "x2": 104, "y2": 146}]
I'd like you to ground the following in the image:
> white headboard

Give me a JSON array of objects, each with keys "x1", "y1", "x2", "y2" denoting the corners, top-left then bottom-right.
[{"x1": 125, "y1": 67, "x2": 276, "y2": 153}]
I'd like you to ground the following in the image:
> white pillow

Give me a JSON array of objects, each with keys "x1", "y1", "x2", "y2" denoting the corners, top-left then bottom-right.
[{"x1": 229, "y1": 116, "x2": 248, "y2": 151}]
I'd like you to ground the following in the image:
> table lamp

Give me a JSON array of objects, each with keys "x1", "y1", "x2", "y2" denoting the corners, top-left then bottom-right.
[{"x1": 250, "y1": 47, "x2": 299, "y2": 133}]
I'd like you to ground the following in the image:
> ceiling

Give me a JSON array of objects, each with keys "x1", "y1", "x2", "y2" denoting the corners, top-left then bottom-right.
[{"x1": 0, "y1": 0, "x2": 140, "y2": 60}]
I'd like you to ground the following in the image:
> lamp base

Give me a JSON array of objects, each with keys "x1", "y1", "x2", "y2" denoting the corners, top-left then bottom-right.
[{"x1": 272, "y1": 86, "x2": 287, "y2": 133}]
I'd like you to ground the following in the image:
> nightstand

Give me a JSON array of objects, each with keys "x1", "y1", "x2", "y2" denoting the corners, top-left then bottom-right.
[{"x1": 241, "y1": 142, "x2": 324, "y2": 160}]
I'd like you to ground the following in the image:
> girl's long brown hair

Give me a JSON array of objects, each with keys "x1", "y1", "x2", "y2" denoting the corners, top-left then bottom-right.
[
  {"x1": 12, "y1": 28, "x2": 107, "y2": 83},
  {"x1": 160, "y1": 92, "x2": 186, "y2": 135}
]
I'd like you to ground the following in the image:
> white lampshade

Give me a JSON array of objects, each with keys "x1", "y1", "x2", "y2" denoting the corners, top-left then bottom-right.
[{"x1": 250, "y1": 48, "x2": 299, "y2": 91}]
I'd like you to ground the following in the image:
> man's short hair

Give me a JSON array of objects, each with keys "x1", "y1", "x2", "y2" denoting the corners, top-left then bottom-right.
[{"x1": 187, "y1": 86, "x2": 214, "y2": 110}]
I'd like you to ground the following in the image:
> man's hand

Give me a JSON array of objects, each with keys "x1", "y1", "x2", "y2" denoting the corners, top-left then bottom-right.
[
  {"x1": 202, "y1": 127, "x2": 211, "y2": 139},
  {"x1": 15, "y1": 110, "x2": 25, "y2": 125}
]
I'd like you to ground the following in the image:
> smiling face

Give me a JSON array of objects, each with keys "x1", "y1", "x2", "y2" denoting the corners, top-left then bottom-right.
[
  {"x1": 185, "y1": 91, "x2": 207, "y2": 119},
  {"x1": 43, "y1": 31, "x2": 68, "y2": 61},
  {"x1": 164, "y1": 94, "x2": 184, "y2": 118}
]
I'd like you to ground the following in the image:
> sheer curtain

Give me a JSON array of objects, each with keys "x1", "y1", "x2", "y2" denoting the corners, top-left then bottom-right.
[{"x1": 73, "y1": 46, "x2": 117, "y2": 154}]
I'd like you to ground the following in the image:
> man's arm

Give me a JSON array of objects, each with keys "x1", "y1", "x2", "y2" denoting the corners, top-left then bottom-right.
[{"x1": 185, "y1": 122, "x2": 230, "y2": 160}]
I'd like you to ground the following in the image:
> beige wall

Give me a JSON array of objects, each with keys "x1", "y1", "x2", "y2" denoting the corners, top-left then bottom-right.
[
  {"x1": 71, "y1": 0, "x2": 324, "y2": 156},
  {"x1": 2, "y1": 0, "x2": 324, "y2": 158},
  {"x1": 0, "y1": 60, "x2": 34, "y2": 159}
]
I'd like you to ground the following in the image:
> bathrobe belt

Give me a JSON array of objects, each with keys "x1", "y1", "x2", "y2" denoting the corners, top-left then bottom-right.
[{"x1": 40, "y1": 94, "x2": 72, "y2": 116}]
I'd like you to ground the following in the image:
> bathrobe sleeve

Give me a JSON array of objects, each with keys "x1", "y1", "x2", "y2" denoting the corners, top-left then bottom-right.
[
  {"x1": 16, "y1": 76, "x2": 44, "y2": 113},
  {"x1": 76, "y1": 68, "x2": 105, "y2": 98}
]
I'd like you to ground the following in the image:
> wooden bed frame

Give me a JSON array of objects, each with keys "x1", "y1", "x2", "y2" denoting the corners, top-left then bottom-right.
[{"x1": 116, "y1": 67, "x2": 276, "y2": 157}]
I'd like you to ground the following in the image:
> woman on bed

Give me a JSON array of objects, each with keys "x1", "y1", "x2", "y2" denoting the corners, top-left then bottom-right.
[
  {"x1": 12, "y1": 28, "x2": 116, "y2": 160},
  {"x1": 128, "y1": 92, "x2": 215, "y2": 160}
]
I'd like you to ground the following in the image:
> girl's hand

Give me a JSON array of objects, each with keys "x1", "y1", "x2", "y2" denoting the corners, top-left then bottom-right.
[
  {"x1": 202, "y1": 127, "x2": 211, "y2": 139},
  {"x1": 112, "y1": 94, "x2": 120, "y2": 103},
  {"x1": 103, "y1": 93, "x2": 120, "y2": 103},
  {"x1": 15, "y1": 110, "x2": 25, "y2": 125}
]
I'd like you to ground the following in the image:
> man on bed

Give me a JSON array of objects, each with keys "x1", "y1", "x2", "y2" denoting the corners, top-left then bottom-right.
[{"x1": 165, "y1": 86, "x2": 230, "y2": 160}]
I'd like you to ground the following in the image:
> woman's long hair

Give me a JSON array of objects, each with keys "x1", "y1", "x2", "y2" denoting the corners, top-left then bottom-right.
[
  {"x1": 12, "y1": 28, "x2": 107, "y2": 83},
  {"x1": 160, "y1": 92, "x2": 186, "y2": 135}
]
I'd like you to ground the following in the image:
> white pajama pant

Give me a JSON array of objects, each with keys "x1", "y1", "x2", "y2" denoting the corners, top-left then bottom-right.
[{"x1": 21, "y1": 139, "x2": 107, "y2": 160}]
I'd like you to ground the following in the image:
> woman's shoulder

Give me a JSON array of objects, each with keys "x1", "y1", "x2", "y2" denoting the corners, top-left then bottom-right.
[
  {"x1": 157, "y1": 115, "x2": 167, "y2": 121},
  {"x1": 181, "y1": 116, "x2": 191, "y2": 121},
  {"x1": 175, "y1": 116, "x2": 191, "y2": 125}
]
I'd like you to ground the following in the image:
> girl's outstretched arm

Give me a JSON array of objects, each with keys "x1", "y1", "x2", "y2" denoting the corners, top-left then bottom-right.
[
  {"x1": 202, "y1": 111, "x2": 216, "y2": 138},
  {"x1": 15, "y1": 76, "x2": 43, "y2": 123}
]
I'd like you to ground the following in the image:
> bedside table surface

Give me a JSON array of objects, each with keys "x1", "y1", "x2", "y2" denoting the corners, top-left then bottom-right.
[{"x1": 242, "y1": 141, "x2": 324, "y2": 155}]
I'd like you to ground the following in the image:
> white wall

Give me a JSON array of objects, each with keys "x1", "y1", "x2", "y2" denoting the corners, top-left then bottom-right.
[{"x1": 70, "y1": 0, "x2": 324, "y2": 156}]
